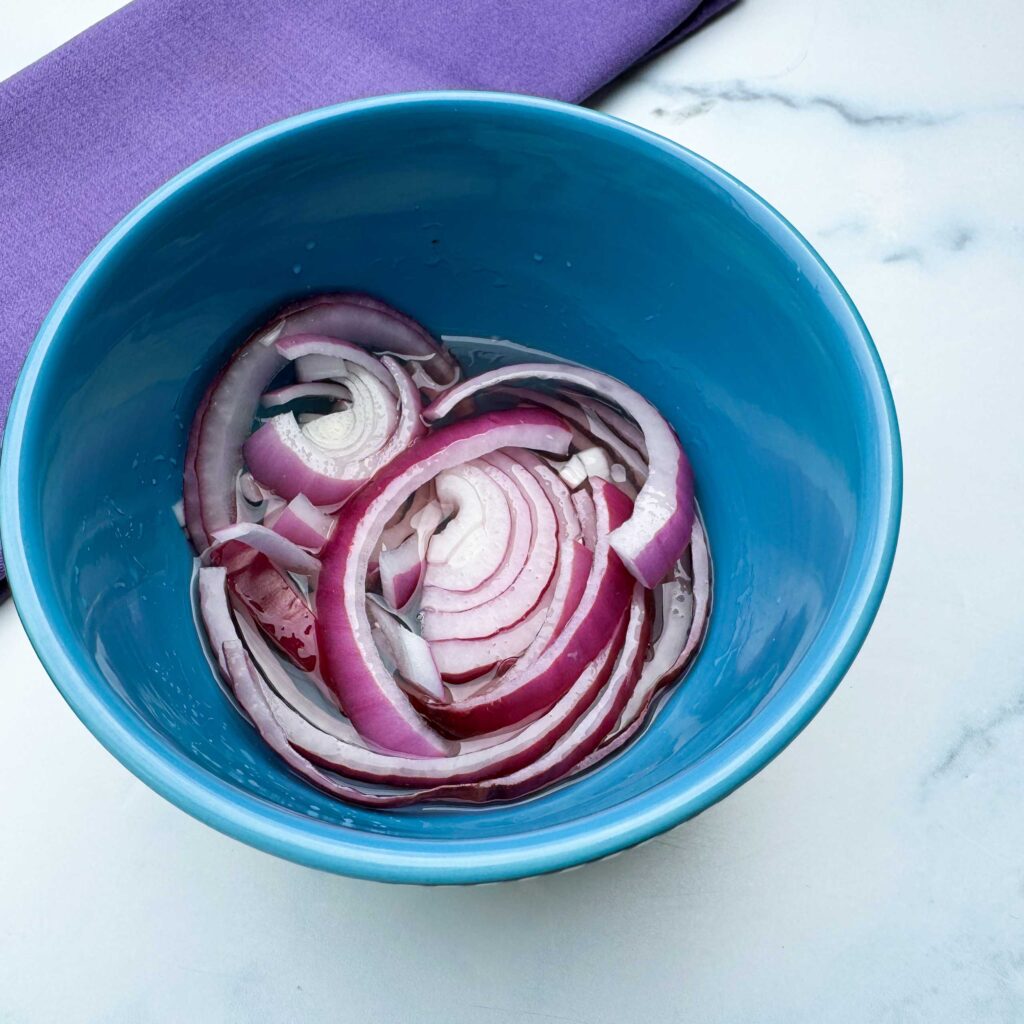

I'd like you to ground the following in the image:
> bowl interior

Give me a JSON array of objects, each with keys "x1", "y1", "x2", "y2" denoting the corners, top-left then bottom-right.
[{"x1": 4, "y1": 95, "x2": 896, "y2": 877}]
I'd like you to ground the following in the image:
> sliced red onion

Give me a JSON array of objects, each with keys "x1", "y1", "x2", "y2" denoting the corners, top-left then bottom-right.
[
  {"x1": 283, "y1": 609, "x2": 628, "y2": 787},
  {"x1": 367, "y1": 602, "x2": 446, "y2": 703},
  {"x1": 221, "y1": 641, "x2": 412, "y2": 806},
  {"x1": 271, "y1": 293, "x2": 459, "y2": 395},
  {"x1": 378, "y1": 500, "x2": 445, "y2": 611},
  {"x1": 421, "y1": 455, "x2": 553, "y2": 624},
  {"x1": 195, "y1": 501, "x2": 706, "y2": 804},
  {"x1": 572, "y1": 489, "x2": 597, "y2": 550},
  {"x1": 196, "y1": 535, "x2": 631, "y2": 793},
  {"x1": 244, "y1": 357, "x2": 424, "y2": 505},
  {"x1": 186, "y1": 294, "x2": 449, "y2": 560},
  {"x1": 316, "y1": 408, "x2": 573, "y2": 757},
  {"x1": 597, "y1": 517, "x2": 711, "y2": 750},
  {"x1": 506, "y1": 449, "x2": 582, "y2": 540},
  {"x1": 237, "y1": 472, "x2": 267, "y2": 506},
  {"x1": 425, "y1": 364, "x2": 694, "y2": 588},
  {"x1": 234, "y1": 612, "x2": 355, "y2": 733},
  {"x1": 400, "y1": 586, "x2": 651, "y2": 803},
  {"x1": 380, "y1": 485, "x2": 439, "y2": 552},
  {"x1": 227, "y1": 554, "x2": 318, "y2": 673},
  {"x1": 421, "y1": 461, "x2": 514, "y2": 595},
  {"x1": 261, "y1": 495, "x2": 288, "y2": 528},
  {"x1": 571, "y1": 393, "x2": 648, "y2": 458},
  {"x1": 206, "y1": 523, "x2": 321, "y2": 578},
  {"x1": 419, "y1": 460, "x2": 540, "y2": 618},
  {"x1": 500, "y1": 386, "x2": 647, "y2": 484},
  {"x1": 187, "y1": 307, "x2": 711, "y2": 807},
  {"x1": 189, "y1": 333, "x2": 288, "y2": 559},
  {"x1": 426, "y1": 590, "x2": 554, "y2": 682},
  {"x1": 270, "y1": 495, "x2": 335, "y2": 553},
  {"x1": 198, "y1": 566, "x2": 235, "y2": 676},
  {"x1": 558, "y1": 447, "x2": 613, "y2": 489},
  {"x1": 200, "y1": 571, "x2": 402, "y2": 801},
  {"x1": 182, "y1": 387, "x2": 214, "y2": 551},
  {"x1": 419, "y1": 452, "x2": 587, "y2": 684},
  {"x1": 278, "y1": 334, "x2": 400, "y2": 394},
  {"x1": 261, "y1": 381, "x2": 351, "y2": 408},
  {"x1": 417, "y1": 479, "x2": 635, "y2": 736}
]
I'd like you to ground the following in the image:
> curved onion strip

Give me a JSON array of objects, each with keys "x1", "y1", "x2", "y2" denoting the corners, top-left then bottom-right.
[
  {"x1": 500, "y1": 386, "x2": 647, "y2": 484},
  {"x1": 595, "y1": 516, "x2": 711, "y2": 751},
  {"x1": 420, "y1": 452, "x2": 590, "y2": 684},
  {"x1": 380, "y1": 485, "x2": 438, "y2": 551},
  {"x1": 221, "y1": 642, "x2": 415, "y2": 806},
  {"x1": 422, "y1": 461, "x2": 514, "y2": 594},
  {"x1": 182, "y1": 389, "x2": 215, "y2": 551},
  {"x1": 426, "y1": 588, "x2": 555, "y2": 683},
  {"x1": 421, "y1": 456, "x2": 550, "y2": 623},
  {"x1": 316, "y1": 408, "x2": 573, "y2": 757},
  {"x1": 206, "y1": 523, "x2": 321, "y2": 578},
  {"x1": 425, "y1": 363, "x2": 694, "y2": 588},
  {"x1": 189, "y1": 330, "x2": 287, "y2": 557},
  {"x1": 205, "y1": 558, "x2": 640, "y2": 790},
  {"x1": 278, "y1": 334, "x2": 400, "y2": 395},
  {"x1": 233, "y1": 612, "x2": 358, "y2": 735},
  {"x1": 572, "y1": 489, "x2": 597, "y2": 550},
  {"x1": 506, "y1": 449, "x2": 582, "y2": 540},
  {"x1": 404, "y1": 586, "x2": 651, "y2": 803},
  {"x1": 571, "y1": 392, "x2": 648, "y2": 458},
  {"x1": 417, "y1": 479, "x2": 634, "y2": 737},
  {"x1": 244, "y1": 357, "x2": 425, "y2": 505},
  {"x1": 261, "y1": 381, "x2": 351, "y2": 408},
  {"x1": 272, "y1": 292, "x2": 459, "y2": 395},
  {"x1": 290, "y1": 609, "x2": 627, "y2": 786},
  {"x1": 421, "y1": 454, "x2": 558, "y2": 650},
  {"x1": 198, "y1": 567, "x2": 235, "y2": 677}
]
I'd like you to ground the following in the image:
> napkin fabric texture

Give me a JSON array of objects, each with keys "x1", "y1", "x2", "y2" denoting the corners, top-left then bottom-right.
[{"x1": 0, "y1": 0, "x2": 733, "y2": 582}]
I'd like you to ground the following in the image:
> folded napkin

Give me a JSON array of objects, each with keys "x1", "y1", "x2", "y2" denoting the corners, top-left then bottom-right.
[{"x1": 0, "y1": 0, "x2": 734, "y2": 582}]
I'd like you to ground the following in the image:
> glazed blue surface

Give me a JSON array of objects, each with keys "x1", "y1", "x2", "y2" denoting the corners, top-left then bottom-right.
[{"x1": 0, "y1": 93, "x2": 900, "y2": 884}]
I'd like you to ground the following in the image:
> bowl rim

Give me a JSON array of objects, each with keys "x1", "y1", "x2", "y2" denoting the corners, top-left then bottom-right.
[{"x1": 0, "y1": 90, "x2": 902, "y2": 885}]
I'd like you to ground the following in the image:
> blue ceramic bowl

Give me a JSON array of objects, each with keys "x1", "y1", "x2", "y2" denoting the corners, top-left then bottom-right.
[{"x1": 0, "y1": 93, "x2": 900, "y2": 884}]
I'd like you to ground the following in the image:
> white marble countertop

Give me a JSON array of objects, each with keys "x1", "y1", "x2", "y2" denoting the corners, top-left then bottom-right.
[{"x1": 3, "y1": 1, "x2": 1023, "y2": 1021}]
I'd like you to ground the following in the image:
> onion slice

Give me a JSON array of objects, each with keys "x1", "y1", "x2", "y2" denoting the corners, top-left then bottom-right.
[
  {"x1": 416, "y1": 478, "x2": 635, "y2": 736},
  {"x1": 378, "y1": 500, "x2": 445, "y2": 612},
  {"x1": 316, "y1": 408, "x2": 573, "y2": 756},
  {"x1": 425, "y1": 363, "x2": 694, "y2": 588},
  {"x1": 270, "y1": 495, "x2": 335, "y2": 553},
  {"x1": 206, "y1": 523, "x2": 321, "y2": 578},
  {"x1": 227, "y1": 554, "x2": 319, "y2": 673},
  {"x1": 244, "y1": 357, "x2": 425, "y2": 505}
]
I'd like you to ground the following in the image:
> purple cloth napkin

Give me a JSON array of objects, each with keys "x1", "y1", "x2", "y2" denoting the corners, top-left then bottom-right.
[{"x1": 0, "y1": 0, "x2": 733, "y2": 581}]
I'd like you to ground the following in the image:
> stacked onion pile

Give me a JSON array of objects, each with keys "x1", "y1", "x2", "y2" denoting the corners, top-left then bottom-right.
[{"x1": 185, "y1": 294, "x2": 710, "y2": 806}]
